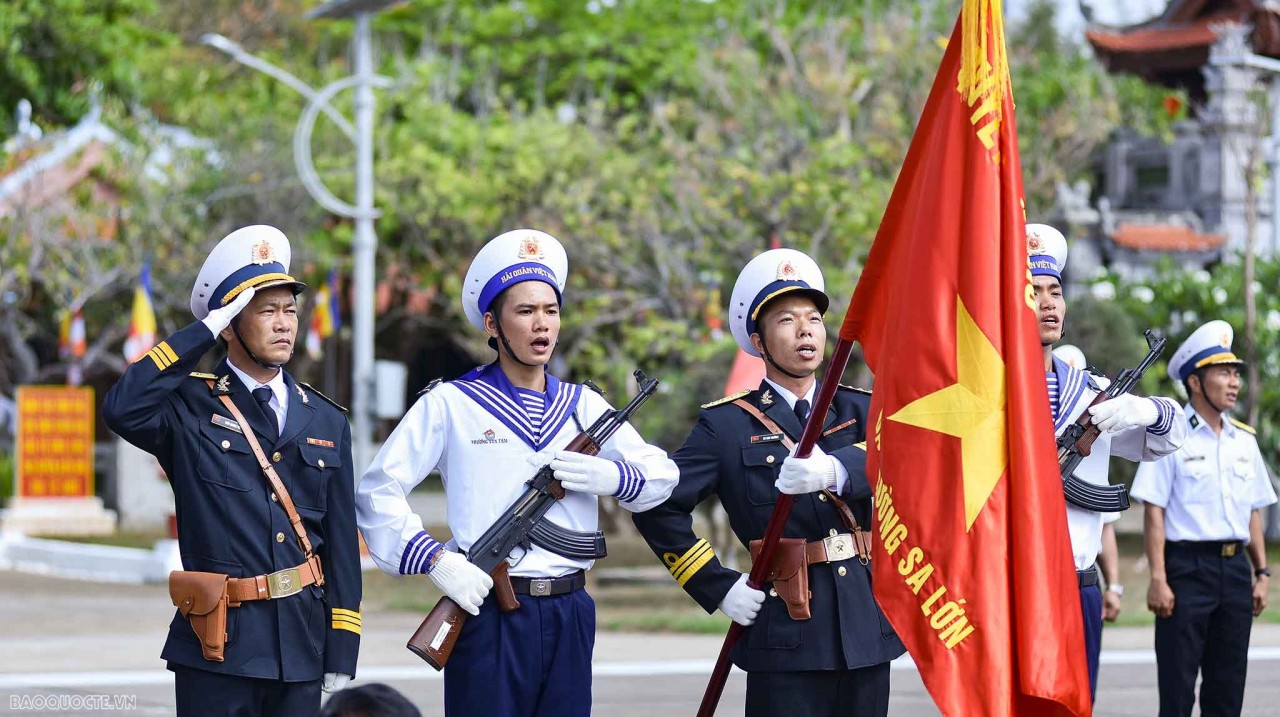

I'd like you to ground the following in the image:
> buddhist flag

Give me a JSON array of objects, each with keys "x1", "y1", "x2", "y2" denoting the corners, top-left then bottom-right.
[
  {"x1": 123, "y1": 261, "x2": 157, "y2": 363},
  {"x1": 839, "y1": 2, "x2": 1089, "y2": 716},
  {"x1": 306, "y1": 270, "x2": 338, "y2": 360}
]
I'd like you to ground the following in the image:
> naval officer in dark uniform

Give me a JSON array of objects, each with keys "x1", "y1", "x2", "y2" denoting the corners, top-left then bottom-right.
[
  {"x1": 103, "y1": 225, "x2": 361, "y2": 716},
  {"x1": 633, "y1": 248, "x2": 904, "y2": 717}
]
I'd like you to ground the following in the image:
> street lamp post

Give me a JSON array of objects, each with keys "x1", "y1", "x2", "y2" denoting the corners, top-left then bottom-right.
[{"x1": 201, "y1": 0, "x2": 400, "y2": 475}]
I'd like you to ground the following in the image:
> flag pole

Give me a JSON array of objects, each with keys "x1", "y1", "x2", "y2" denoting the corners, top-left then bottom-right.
[{"x1": 696, "y1": 336, "x2": 856, "y2": 717}]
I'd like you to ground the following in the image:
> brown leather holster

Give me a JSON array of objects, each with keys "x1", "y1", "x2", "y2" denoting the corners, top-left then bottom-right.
[
  {"x1": 169, "y1": 571, "x2": 230, "y2": 662},
  {"x1": 748, "y1": 538, "x2": 811, "y2": 620}
]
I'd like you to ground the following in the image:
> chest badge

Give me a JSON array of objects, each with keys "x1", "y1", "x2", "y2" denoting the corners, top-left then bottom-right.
[
  {"x1": 306, "y1": 437, "x2": 335, "y2": 448},
  {"x1": 212, "y1": 414, "x2": 244, "y2": 434},
  {"x1": 750, "y1": 433, "x2": 784, "y2": 444},
  {"x1": 822, "y1": 418, "x2": 858, "y2": 437}
]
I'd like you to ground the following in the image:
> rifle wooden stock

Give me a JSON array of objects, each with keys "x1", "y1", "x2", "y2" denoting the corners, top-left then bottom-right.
[
  {"x1": 1065, "y1": 392, "x2": 1109, "y2": 458},
  {"x1": 407, "y1": 561, "x2": 518, "y2": 670}
]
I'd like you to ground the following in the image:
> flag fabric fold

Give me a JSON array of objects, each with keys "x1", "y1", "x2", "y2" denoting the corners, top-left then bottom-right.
[
  {"x1": 123, "y1": 261, "x2": 157, "y2": 364},
  {"x1": 839, "y1": 2, "x2": 1090, "y2": 715}
]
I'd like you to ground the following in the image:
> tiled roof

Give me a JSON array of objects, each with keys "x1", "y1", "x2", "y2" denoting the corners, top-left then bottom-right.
[{"x1": 1110, "y1": 223, "x2": 1226, "y2": 252}]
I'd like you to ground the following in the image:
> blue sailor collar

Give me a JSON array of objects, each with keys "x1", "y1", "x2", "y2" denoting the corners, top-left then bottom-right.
[
  {"x1": 451, "y1": 362, "x2": 583, "y2": 451},
  {"x1": 1050, "y1": 355, "x2": 1092, "y2": 431}
]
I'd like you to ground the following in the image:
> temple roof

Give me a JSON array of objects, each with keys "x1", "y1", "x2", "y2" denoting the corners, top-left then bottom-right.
[
  {"x1": 1087, "y1": 0, "x2": 1280, "y2": 100},
  {"x1": 1109, "y1": 223, "x2": 1226, "y2": 253}
]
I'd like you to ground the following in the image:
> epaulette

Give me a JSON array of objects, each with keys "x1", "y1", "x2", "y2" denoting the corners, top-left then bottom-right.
[
  {"x1": 417, "y1": 378, "x2": 443, "y2": 397},
  {"x1": 1229, "y1": 417, "x2": 1257, "y2": 435},
  {"x1": 299, "y1": 382, "x2": 348, "y2": 413},
  {"x1": 189, "y1": 372, "x2": 218, "y2": 380},
  {"x1": 702, "y1": 390, "x2": 750, "y2": 409},
  {"x1": 582, "y1": 379, "x2": 606, "y2": 396},
  {"x1": 838, "y1": 383, "x2": 871, "y2": 395}
]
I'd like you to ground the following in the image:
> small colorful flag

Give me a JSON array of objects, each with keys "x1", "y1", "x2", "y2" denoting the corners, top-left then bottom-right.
[{"x1": 123, "y1": 261, "x2": 158, "y2": 363}]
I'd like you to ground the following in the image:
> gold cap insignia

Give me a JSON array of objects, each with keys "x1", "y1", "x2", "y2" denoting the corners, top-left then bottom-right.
[
  {"x1": 1220, "y1": 331, "x2": 1231, "y2": 347},
  {"x1": 517, "y1": 236, "x2": 545, "y2": 260},
  {"x1": 251, "y1": 239, "x2": 275, "y2": 266},
  {"x1": 776, "y1": 261, "x2": 799, "y2": 281},
  {"x1": 1027, "y1": 233, "x2": 1044, "y2": 253}
]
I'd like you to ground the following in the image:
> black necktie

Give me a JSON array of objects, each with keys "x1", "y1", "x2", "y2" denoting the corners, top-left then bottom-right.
[
  {"x1": 252, "y1": 386, "x2": 278, "y2": 438},
  {"x1": 794, "y1": 398, "x2": 811, "y2": 425}
]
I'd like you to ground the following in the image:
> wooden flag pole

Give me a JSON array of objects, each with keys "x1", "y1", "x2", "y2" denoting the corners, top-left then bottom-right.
[{"x1": 695, "y1": 337, "x2": 857, "y2": 717}]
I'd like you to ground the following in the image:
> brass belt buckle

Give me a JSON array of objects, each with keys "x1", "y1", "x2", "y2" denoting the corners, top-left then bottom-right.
[
  {"x1": 823, "y1": 534, "x2": 855, "y2": 563},
  {"x1": 529, "y1": 579, "x2": 552, "y2": 597},
  {"x1": 267, "y1": 567, "x2": 304, "y2": 599},
  {"x1": 1222, "y1": 543, "x2": 1238, "y2": 558}
]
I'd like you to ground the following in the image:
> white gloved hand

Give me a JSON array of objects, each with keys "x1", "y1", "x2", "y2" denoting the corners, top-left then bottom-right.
[
  {"x1": 201, "y1": 286, "x2": 256, "y2": 336},
  {"x1": 775, "y1": 445, "x2": 837, "y2": 495},
  {"x1": 321, "y1": 672, "x2": 351, "y2": 693},
  {"x1": 549, "y1": 450, "x2": 621, "y2": 496},
  {"x1": 428, "y1": 551, "x2": 493, "y2": 616},
  {"x1": 1088, "y1": 395, "x2": 1159, "y2": 434},
  {"x1": 718, "y1": 573, "x2": 766, "y2": 626}
]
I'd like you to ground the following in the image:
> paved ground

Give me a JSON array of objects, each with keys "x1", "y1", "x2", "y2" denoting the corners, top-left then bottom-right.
[{"x1": 2, "y1": 571, "x2": 1279, "y2": 716}]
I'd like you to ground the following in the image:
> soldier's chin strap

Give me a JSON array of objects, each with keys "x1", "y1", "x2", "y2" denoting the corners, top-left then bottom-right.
[
  {"x1": 758, "y1": 336, "x2": 810, "y2": 380},
  {"x1": 493, "y1": 317, "x2": 541, "y2": 368},
  {"x1": 1192, "y1": 369, "x2": 1230, "y2": 417},
  {"x1": 231, "y1": 319, "x2": 290, "y2": 371}
]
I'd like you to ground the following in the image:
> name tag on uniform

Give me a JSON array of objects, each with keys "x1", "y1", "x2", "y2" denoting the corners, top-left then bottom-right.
[
  {"x1": 1182, "y1": 454, "x2": 1205, "y2": 463},
  {"x1": 822, "y1": 418, "x2": 858, "y2": 437},
  {"x1": 750, "y1": 433, "x2": 784, "y2": 444},
  {"x1": 307, "y1": 437, "x2": 336, "y2": 448},
  {"x1": 211, "y1": 414, "x2": 243, "y2": 434}
]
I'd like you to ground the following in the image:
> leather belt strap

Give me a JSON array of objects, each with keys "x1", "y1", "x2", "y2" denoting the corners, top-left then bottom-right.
[
  {"x1": 805, "y1": 533, "x2": 864, "y2": 565},
  {"x1": 1077, "y1": 565, "x2": 1099, "y2": 588},
  {"x1": 1167, "y1": 540, "x2": 1243, "y2": 558},
  {"x1": 226, "y1": 555, "x2": 324, "y2": 604},
  {"x1": 206, "y1": 380, "x2": 324, "y2": 586},
  {"x1": 509, "y1": 571, "x2": 586, "y2": 597},
  {"x1": 731, "y1": 399, "x2": 871, "y2": 564}
]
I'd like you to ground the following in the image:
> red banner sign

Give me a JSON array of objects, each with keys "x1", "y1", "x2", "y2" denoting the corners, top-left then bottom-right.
[{"x1": 16, "y1": 386, "x2": 96, "y2": 498}]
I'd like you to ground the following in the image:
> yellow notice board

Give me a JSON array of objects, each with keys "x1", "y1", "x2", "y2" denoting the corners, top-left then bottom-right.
[{"x1": 15, "y1": 386, "x2": 96, "y2": 498}]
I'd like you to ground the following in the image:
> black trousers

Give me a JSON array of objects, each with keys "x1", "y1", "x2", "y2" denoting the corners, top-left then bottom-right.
[
  {"x1": 745, "y1": 663, "x2": 890, "y2": 717},
  {"x1": 1154, "y1": 542, "x2": 1254, "y2": 717},
  {"x1": 173, "y1": 665, "x2": 321, "y2": 717}
]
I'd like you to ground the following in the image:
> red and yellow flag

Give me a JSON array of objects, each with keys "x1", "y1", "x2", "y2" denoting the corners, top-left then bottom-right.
[{"x1": 841, "y1": 2, "x2": 1089, "y2": 715}]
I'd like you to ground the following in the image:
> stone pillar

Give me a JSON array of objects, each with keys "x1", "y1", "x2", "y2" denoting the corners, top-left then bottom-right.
[
  {"x1": 1203, "y1": 22, "x2": 1263, "y2": 255},
  {"x1": 114, "y1": 437, "x2": 174, "y2": 533}
]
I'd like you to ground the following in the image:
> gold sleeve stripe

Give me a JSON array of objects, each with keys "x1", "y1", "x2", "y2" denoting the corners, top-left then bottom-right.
[
  {"x1": 331, "y1": 608, "x2": 362, "y2": 622},
  {"x1": 666, "y1": 539, "x2": 716, "y2": 586},
  {"x1": 157, "y1": 341, "x2": 178, "y2": 365},
  {"x1": 331, "y1": 619, "x2": 362, "y2": 635},
  {"x1": 146, "y1": 346, "x2": 173, "y2": 370}
]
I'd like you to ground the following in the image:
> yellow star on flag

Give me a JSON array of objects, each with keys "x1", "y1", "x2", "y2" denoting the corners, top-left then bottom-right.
[{"x1": 888, "y1": 299, "x2": 1007, "y2": 530}]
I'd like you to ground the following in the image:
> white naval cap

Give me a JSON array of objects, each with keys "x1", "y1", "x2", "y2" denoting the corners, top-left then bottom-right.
[
  {"x1": 729, "y1": 248, "x2": 828, "y2": 357},
  {"x1": 1027, "y1": 223, "x2": 1068, "y2": 281},
  {"x1": 462, "y1": 229, "x2": 568, "y2": 331},
  {"x1": 1052, "y1": 344, "x2": 1087, "y2": 371},
  {"x1": 189, "y1": 225, "x2": 305, "y2": 321},
  {"x1": 1167, "y1": 319, "x2": 1245, "y2": 383}
]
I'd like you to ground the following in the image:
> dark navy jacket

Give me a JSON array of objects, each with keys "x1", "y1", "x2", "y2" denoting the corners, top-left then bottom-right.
[
  {"x1": 633, "y1": 380, "x2": 904, "y2": 672},
  {"x1": 102, "y1": 321, "x2": 361, "y2": 681}
]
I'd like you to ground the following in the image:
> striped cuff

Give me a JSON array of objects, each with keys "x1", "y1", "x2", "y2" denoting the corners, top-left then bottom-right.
[
  {"x1": 664, "y1": 538, "x2": 716, "y2": 586},
  {"x1": 331, "y1": 607, "x2": 362, "y2": 635},
  {"x1": 1147, "y1": 398, "x2": 1174, "y2": 436},
  {"x1": 399, "y1": 531, "x2": 443, "y2": 575},
  {"x1": 612, "y1": 461, "x2": 647, "y2": 503}
]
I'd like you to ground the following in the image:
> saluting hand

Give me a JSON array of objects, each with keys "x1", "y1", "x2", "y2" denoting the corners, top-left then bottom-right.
[{"x1": 201, "y1": 286, "x2": 256, "y2": 336}]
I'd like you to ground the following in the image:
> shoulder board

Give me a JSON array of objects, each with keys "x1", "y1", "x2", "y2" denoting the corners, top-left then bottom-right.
[
  {"x1": 838, "y1": 383, "x2": 871, "y2": 395},
  {"x1": 1229, "y1": 417, "x2": 1257, "y2": 435},
  {"x1": 299, "y1": 382, "x2": 348, "y2": 413},
  {"x1": 702, "y1": 390, "x2": 751, "y2": 409},
  {"x1": 416, "y1": 378, "x2": 443, "y2": 397},
  {"x1": 189, "y1": 372, "x2": 218, "y2": 380},
  {"x1": 582, "y1": 379, "x2": 606, "y2": 396}
]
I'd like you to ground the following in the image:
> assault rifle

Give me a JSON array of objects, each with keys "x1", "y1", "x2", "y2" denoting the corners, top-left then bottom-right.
[
  {"x1": 1056, "y1": 330, "x2": 1166, "y2": 512},
  {"x1": 406, "y1": 370, "x2": 661, "y2": 670}
]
